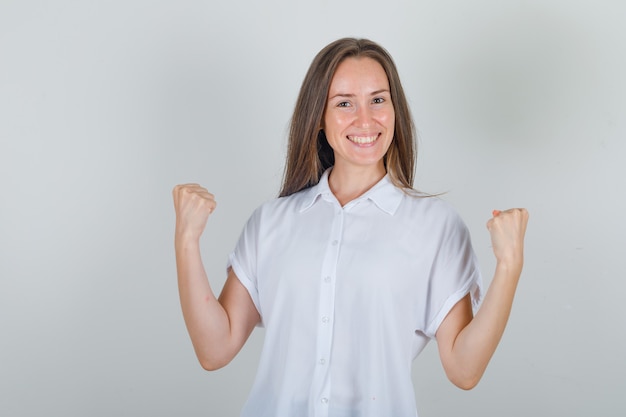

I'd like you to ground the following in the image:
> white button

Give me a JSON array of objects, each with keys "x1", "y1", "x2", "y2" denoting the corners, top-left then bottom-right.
[
  {"x1": 319, "y1": 358, "x2": 326, "y2": 365},
  {"x1": 324, "y1": 276, "x2": 331, "y2": 283},
  {"x1": 321, "y1": 397, "x2": 329, "y2": 404},
  {"x1": 332, "y1": 240, "x2": 338, "y2": 246},
  {"x1": 322, "y1": 316, "x2": 329, "y2": 323}
]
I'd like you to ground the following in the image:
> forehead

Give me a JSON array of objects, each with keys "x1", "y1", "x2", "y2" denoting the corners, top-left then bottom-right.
[{"x1": 329, "y1": 57, "x2": 390, "y2": 92}]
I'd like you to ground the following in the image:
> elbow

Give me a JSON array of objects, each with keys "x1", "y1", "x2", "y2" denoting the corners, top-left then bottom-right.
[
  {"x1": 197, "y1": 353, "x2": 232, "y2": 372},
  {"x1": 192, "y1": 338, "x2": 239, "y2": 371},
  {"x1": 452, "y1": 375, "x2": 481, "y2": 391},
  {"x1": 448, "y1": 368, "x2": 483, "y2": 390},
  {"x1": 445, "y1": 364, "x2": 484, "y2": 390},
  {"x1": 199, "y1": 359, "x2": 224, "y2": 372}
]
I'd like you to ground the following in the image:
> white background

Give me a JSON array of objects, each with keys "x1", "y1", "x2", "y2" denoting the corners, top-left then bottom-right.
[{"x1": 1, "y1": 1, "x2": 625, "y2": 416}]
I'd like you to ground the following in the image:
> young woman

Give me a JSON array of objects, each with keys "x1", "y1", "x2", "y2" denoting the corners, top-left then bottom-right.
[{"x1": 173, "y1": 38, "x2": 529, "y2": 417}]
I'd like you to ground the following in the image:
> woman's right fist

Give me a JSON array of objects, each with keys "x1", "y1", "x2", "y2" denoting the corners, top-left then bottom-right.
[{"x1": 172, "y1": 184, "x2": 216, "y2": 241}]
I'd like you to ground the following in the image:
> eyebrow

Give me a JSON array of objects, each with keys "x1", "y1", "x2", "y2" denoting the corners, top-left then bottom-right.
[{"x1": 328, "y1": 89, "x2": 390, "y2": 100}]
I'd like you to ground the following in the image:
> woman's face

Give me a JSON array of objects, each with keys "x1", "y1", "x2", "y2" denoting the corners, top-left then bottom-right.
[{"x1": 323, "y1": 57, "x2": 395, "y2": 174}]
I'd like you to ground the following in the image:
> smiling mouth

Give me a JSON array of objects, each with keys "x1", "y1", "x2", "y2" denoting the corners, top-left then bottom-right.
[{"x1": 347, "y1": 134, "x2": 379, "y2": 144}]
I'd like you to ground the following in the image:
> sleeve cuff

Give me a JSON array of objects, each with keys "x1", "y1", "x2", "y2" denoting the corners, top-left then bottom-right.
[
  {"x1": 227, "y1": 253, "x2": 264, "y2": 326},
  {"x1": 424, "y1": 270, "x2": 483, "y2": 338}
]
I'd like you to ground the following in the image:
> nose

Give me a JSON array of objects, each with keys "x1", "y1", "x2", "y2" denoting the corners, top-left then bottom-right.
[{"x1": 354, "y1": 104, "x2": 372, "y2": 128}]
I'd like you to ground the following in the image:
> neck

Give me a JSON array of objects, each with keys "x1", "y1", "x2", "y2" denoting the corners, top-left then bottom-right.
[{"x1": 328, "y1": 163, "x2": 386, "y2": 206}]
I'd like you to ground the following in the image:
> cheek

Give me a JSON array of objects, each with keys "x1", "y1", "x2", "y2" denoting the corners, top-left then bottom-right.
[
  {"x1": 383, "y1": 110, "x2": 396, "y2": 142},
  {"x1": 374, "y1": 107, "x2": 395, "y2": 128},
  {"x1": 324, "y1": 114, "x2": 349, "y2": 137},
  {"x1": 385, "y1": 109, "x2": 395, "y2": 126}
]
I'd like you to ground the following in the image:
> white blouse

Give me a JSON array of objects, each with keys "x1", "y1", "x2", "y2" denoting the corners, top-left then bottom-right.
[{"x1": 228, "y1": 169, "x2": 483, "y2": 417}]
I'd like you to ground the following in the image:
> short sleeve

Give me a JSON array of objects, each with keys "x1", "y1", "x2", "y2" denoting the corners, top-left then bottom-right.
[
  {"x1": 422, "y1": 212, "x2": 483, "y2": 338},
  {"x1": 226, "y1": 208, "x2": 263, "y2": 319}
]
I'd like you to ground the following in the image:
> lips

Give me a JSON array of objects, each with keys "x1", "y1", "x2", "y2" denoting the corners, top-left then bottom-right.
[{"x1": 347, "y1": 134, "x2": 379, "y2": 144}]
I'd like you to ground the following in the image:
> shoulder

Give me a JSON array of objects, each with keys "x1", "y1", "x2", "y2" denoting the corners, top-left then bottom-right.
[
  {"x1": 394, "y1": 193, "x2": 472, "y2": 245},
  {"x1": 247, "y1": 186, "x2": 317, "y2": 222},
  {"x1": 401, "y1": 193, "x2": 464, "y2": 223}
]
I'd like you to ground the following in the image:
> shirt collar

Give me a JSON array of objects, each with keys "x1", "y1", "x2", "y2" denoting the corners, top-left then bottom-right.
[{"x1": 299, "y1": 168, "x2": 404, "y2": 215}]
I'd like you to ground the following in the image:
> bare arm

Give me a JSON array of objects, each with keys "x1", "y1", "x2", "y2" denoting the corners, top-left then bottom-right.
[
  {"x1": 173, "y1": 184, "x2": 260, "y2": 371},
  {"x1": 436, "y1": 208, "x2": 529, "y2": 390}
]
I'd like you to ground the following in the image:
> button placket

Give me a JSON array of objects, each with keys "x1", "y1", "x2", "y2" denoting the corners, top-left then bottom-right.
[{"x1": 311, "y1": 204, "x2": 343, "y2": 416}]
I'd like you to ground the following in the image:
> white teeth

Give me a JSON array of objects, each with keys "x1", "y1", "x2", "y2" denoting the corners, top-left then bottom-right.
[{"x1": 347, "y1": 135, "x2": 377, "y2": 144}]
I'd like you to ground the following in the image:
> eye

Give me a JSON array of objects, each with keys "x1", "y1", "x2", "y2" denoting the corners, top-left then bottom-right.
[
  {"x1": 372, "y1": 97, "x2": 385, "y2": 104},
  {"x1": 337, "y1": 101, "x2": 351, "y2": 108}
]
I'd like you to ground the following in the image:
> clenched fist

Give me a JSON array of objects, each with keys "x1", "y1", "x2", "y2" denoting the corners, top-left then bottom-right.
[
  {"x1": 173, "y1": 184, "x2": 217, "y2": 242},
  {"x1": 487, "y1": 208, "x2": 529, "y2": 269}
]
